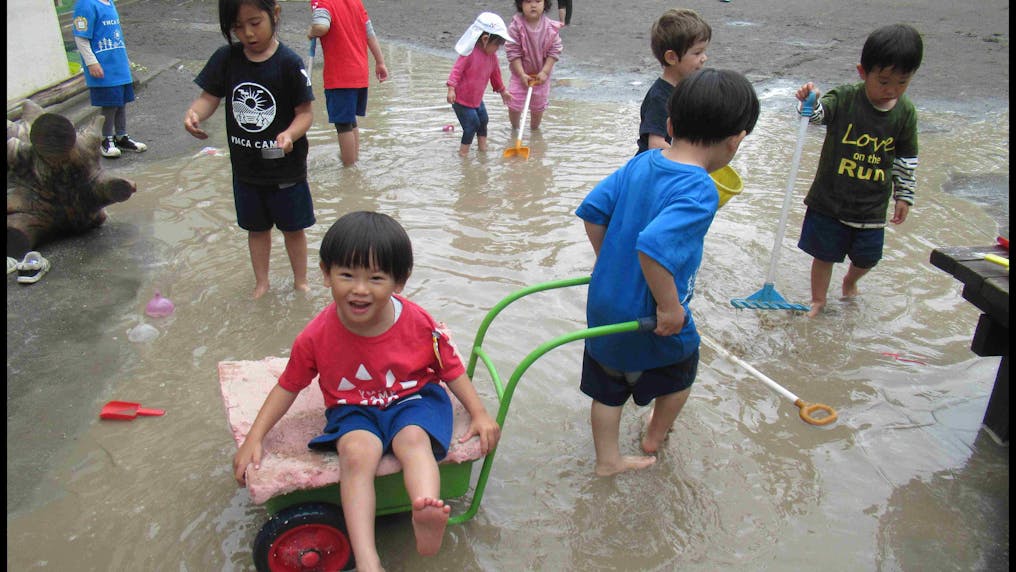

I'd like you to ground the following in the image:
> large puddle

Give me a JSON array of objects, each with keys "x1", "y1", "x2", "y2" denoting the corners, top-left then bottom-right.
[{"x1": 7, "y1": 43, "x2": 1009, "y2": 570}]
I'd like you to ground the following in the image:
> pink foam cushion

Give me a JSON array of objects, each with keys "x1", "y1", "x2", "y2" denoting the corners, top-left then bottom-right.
[{"x1": 219, "y1": 357, "x2": 484, "y2": 505}]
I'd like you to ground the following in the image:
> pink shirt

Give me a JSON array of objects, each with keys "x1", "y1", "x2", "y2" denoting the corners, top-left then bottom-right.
[
  {"x1": 447, "y1": 49, "x2": 506, "y2": 108},
  {"x1": 505, "y1": 13, "x2": 563, "y2": 77}
]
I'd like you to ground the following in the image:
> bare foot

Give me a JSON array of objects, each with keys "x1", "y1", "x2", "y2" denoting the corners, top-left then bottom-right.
[
  {"x1": 252, "y1": 282, "x2": 270, "y2": 299},
  {"x1": 641, "y1": 409, "x2": 672, "y2": 454},
  {"x1": 595, "y1": 455, "x2": 656, "y2": 476},
  {"x1": 842, "y1": 282, "x2": 860, "y2": 298},
  {"x1": 806, "y1": 300, "x2": 825, "y2": 318},
  {"x1": 294, "y1": 280, "x2": 310, "y2": 293},
  {"x1": 412, "y1": 497, "x2": 450, "y2": 556}
]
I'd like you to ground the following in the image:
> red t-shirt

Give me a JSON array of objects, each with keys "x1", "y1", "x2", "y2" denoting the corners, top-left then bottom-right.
[
  {"x1": 278, "y1": 295, "x2": 466, "y2": 408},
  {"x1": 312, "y1": 0, "x2": 370, "y2": 89}
]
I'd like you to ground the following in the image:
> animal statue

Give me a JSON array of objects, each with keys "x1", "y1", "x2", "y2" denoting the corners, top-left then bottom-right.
[{"x1": 7, "y1": 100, "x2": 136, "y2": 258}]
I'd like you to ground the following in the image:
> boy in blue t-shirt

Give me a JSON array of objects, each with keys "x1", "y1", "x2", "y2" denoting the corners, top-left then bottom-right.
[
  {"x1": 577, "y1": 69, "x2": 759, "y2": 476},
  {"x1": 72, "y1": 0, "x2": 147, "y2": 158}
]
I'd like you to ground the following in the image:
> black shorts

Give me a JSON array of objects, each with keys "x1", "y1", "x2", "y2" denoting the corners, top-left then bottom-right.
[{"x1": 580, "y1": 348, "x2": 698, "y2": 407}]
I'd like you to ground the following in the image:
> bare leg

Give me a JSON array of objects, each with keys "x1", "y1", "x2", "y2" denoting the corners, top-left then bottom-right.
[
  {"x1": 337, "y1": 431, "x2": 385, "y2": 572},
  {"x1": 248, "y1": 230, "x2": 271, "y2": 299},
  {"x1": 841, "y1": 263, "x2": 870, "y2": 298},
  {"x1": 281, "y1": 229, "x2": 309, "y2": 292},
  {"x1": 641, "y1": 388, "x2": 691, "y2": 454},
  {"x1": 391, "y1": 426, "x2": 448, "y2": 556},
  {"x1": 338, "y1": 128, "x2": 359, "y2": 167},
  {"x1": 590, "y1": 400, "x2": 656, "y2": 476},
  {"x1": 508, "y1": 109, "x2": 521, "y2": 131},
  {"x1": 458, "y1": 143, "x2": 470, "y2": 157},
  {"x1": 559, "y1": 8, "x2": 566, "y2": 24},
  {"x1": 807, "y1": 258, "x2": 835, "y2": 318},
  {"x1": 477, "y1": 135, "x2": 487, "y2": 152},
  {"x1": 529, "y1": 110, "x2": 544, "y2": 131}
]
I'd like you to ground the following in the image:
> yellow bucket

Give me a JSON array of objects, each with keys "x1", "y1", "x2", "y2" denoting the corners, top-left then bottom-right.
[{"x1": 710, "y1": 165, "x2": 743, "y2": 208}]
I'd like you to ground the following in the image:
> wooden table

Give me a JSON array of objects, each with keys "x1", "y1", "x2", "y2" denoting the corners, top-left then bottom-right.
[{"x1": 930, "y1": 244, "x2": 1009, "y2": 444}]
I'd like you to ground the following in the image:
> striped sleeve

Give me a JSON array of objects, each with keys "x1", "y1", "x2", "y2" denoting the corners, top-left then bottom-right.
[{"x1": 892, "y1": 156, "x2": 919, "y2": 205}]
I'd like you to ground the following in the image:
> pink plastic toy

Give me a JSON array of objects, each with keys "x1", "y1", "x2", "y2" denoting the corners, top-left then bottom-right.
[
  {"x1": 442, "y1": 124, "x2": 455, "y2": 132},
  {"x1": 145, "y1": 290, "x2": 175, "y2": 318}
]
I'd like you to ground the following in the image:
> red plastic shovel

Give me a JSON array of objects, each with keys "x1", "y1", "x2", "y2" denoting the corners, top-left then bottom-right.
[{"x1": 100, "y1": 400, "x2": 165, "y2": 421}]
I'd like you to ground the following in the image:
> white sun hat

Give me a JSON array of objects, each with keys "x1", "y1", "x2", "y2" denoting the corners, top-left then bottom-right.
[{"x1": 454, "y1": 12, "x2": 516, "y2": 56}]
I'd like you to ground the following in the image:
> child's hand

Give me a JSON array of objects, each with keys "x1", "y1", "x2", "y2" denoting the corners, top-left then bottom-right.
[
  {"x1": 183, "y1": 109, "x2": 207, "y2": 139},
  {"x1": 529, "y1": 72, "x2": 547, "y2": 87},
  {"x1": 460, "y1": 411, "x2": 501, "y2": 455},
  {"x1": 87, "y1": 63, "x2": 104, "y2": 79},
  {"x1": 499, "y1": 90, "x2": 512, "y2": 106},
  {"x1": 447, "y1": 87, "x2": 456, "y2": 105},
  {"x1": 375, "y1": 63, "x2": 389, "y2": 82},
  {"x1": 890, "y1": 200, "x2": 910, "y2": 224},
  {"x1": 233, "y1": 439, "x2": 264, "y2": 487},
  {"x1": 653, "y1": 305, "x2": 686, "y2": 337},
  {"x1": 796, "y1": 82, "x2": 820, "y2": 102},
  {"x1": 275, "y1": 132, "x2": 294, "y2": 154}
]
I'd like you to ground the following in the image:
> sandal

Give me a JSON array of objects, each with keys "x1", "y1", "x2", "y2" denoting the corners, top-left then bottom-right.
[
  {"x1": 17, "y1": 251, "x2": 51, "y2": 284},
  {"x1": 7, "y1": 257, "x2": 17, "y2": 275}
]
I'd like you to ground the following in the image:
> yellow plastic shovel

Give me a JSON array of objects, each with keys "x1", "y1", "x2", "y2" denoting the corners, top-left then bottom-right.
[{"x1": 504, "y1": 84, "x2": 534, "y2": 159}]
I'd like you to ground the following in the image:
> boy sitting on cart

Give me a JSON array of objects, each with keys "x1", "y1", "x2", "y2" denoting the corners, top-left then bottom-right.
[{"x1": 232, "y1": 211, "x2": 501, "y2": 571}]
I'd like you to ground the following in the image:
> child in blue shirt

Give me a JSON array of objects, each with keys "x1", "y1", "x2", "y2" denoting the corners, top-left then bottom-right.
[
  {"x1": 72, "y1": 0, "x2": 148, "y2": 158},
  {"x1": 576, "y1": 69, "x2": 759, "y2": 476}
]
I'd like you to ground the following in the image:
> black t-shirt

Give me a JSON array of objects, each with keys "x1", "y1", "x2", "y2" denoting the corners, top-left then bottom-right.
[
  {"x1": 195, "y1": 43, "x2": 314, "y2": 185},
  {"x1": 636, "y1": 77, "x2": 674, "y2": 155}
]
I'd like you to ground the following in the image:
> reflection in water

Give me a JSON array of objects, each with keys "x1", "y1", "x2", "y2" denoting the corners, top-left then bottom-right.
[{"x1": 6, "y1": 43, "x2": 1009, "y2": 571}]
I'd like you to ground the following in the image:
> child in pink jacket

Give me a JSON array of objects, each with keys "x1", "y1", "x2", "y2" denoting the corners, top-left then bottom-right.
[
  {"x1": 506, "y1": 0, "x2": 563, "y2": 131},
  {"x1": 447, "y1": 12, "x2": 515, "y2": 157}
]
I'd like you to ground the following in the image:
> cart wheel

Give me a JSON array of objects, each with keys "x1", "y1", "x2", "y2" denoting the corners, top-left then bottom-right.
[{"x1": 253, "y1": 503, "x2": 355, "y2": 572}]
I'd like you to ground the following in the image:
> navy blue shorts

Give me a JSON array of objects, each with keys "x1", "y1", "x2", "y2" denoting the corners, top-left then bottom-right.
[
  {"x1": 232, "y1": 178, "x2": 315, "y2": 232},
  {"x1": 798, "y1": 208, "x2": 883, "y2": 269},
  {"x1": 89, "y1": 84, "x2": 135, "y2": 107},
  {"x1": 580, "y1": 349, "x2": 698, "y2": 407},
  {"x1": 307, "y1": 383, "x2": 453, "y2": 459},
  {"x1": 325, "y1": 87, "x2": 368, "y2": 124}
]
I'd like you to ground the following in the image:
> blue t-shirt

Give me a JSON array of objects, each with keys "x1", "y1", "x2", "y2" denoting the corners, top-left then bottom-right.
[
  {"x1": 576, "y1": 150, "x2": 718, "y2": 371},
  {"x1": 72, "y1": 0, "x2": 133, "y2": 88}
]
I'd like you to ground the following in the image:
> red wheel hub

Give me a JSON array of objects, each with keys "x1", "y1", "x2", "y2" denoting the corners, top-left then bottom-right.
[{"x1": 268, "y1": 524, "x2": 351, "y2": 571}]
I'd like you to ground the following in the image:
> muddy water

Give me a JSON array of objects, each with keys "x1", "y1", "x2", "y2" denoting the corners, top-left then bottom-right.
[{"x1": 7, "y1": 44, "x2": 1009, "y2": 571}]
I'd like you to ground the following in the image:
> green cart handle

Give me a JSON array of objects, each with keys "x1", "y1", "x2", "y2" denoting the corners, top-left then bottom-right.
[{"x1": 451, "y1": 276, "x2": 654, "y2": 524}]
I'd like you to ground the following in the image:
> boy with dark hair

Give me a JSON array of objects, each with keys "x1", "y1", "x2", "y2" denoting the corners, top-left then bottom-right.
[
  {"x1": 636, "y1": 8, "x2": 711, "y2": 155},
  {"x1": 795, "y1": 23, "x2": 923, "y2": 317},
  {"x1": 577, "y1": 69, "x2": 759, "y2": 475},
  {"x1": 233, "y1": 211, "x2": 500, "y2": 571}
]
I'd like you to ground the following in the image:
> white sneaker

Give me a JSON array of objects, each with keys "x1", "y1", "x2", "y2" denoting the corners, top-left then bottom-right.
[
  {"x1": 101, "y1": 136, "x2": 122, "y2": 158},
  {"x1": 16, "y1": 251, "x2": 51, "y2": 284}
]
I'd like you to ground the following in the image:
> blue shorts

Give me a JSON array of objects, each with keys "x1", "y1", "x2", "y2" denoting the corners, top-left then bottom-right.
[
  {"x1": 232, "y1": 178, "x2": 315, "y2": 232},
  {"x1": 89, "y1": 84, "x2": 135, "y2": 107},
  {"x1": 325, "y1": 88, "x2": 368, "y2": 124},
  {"x1": 580, "y1": 348, "x2": 698, "y2": 407},
  {"x1": 308, "y1": 383, "x2": 453, "y2": 459},
  {"x1": 798, "y1": 208, "x2": 883, "y2": 269}
]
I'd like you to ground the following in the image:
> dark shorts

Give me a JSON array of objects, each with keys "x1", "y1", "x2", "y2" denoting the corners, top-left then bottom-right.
[
  {"x1": 89, "y1": 84, "x2": 135, "y2": 107},
  {"x1": 798, "y1": 207, "x2": 883, "y2": 269},
  {"x1": 325, "y1": 87, "x2": 368, "y2": 124},
  {"x1": 307, "y1": 383, "x2": 453, "y2": 459},
  {"x1": 232, "y1": 178, "x2": 315, "y2": 232},
  {"x1": 580, "y1": 348, "x2": 698, "y2": 407}
]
